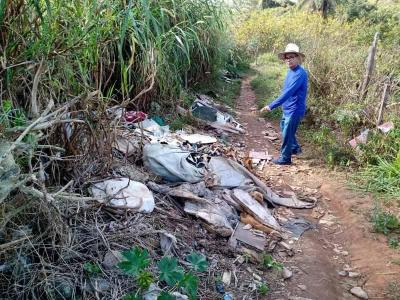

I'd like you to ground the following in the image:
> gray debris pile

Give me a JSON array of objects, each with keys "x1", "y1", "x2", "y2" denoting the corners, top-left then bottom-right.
[{"x1": 93, "y1": 96, "x2": 317, "y2": 254}]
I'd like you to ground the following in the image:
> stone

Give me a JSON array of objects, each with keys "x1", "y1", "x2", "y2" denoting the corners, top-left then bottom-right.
[
  {"x1": 350, "y1": 287, "x2": 368, "y2": 299},
  {"x1": 253, "y1": 273, "x2": 262, "y2": 281},
  {"x1": 102, "y1": 250, "x2": 123, "y2": 269},
  {"x1": 282, "y1": 267, "x2": 293, "y2": 279},
  {"x1": 338, "y1": 271, "x2": 348, "y2": 277},
  {"x1": 222, "y1": 271, "x2": 231, "y2": 286},
  {"x1": 298, "y1": 284, "x2": 307, "y2": 291},
  {"x1": 348, "y1": 272, "x2": 361, "y2": 278}
]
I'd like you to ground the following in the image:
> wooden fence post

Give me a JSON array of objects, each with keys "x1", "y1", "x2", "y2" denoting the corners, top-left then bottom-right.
[
  {"x1": 376, "y1": 83, "x2": 389, "y2": 126},
  {"x1": 359, "y1": 32, "x2": 379, "y2": 101}
]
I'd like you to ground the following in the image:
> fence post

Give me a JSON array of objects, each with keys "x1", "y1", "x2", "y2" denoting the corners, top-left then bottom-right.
[
  {"x1": 376, "y1": 83, "x2": 389, "y2": 126},
  {"x1": 359, "y1": 32, "x2": 379, "y2": 102}
]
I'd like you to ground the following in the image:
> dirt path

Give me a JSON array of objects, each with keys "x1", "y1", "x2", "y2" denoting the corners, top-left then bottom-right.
[{"x1": 233, "y1": 77, "x2": 400, "y2": 299}]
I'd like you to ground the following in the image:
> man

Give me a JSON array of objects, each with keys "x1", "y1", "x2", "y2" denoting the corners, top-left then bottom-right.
[{"x1": 260, "y1": 43, "x2": 308, "y2": 165}]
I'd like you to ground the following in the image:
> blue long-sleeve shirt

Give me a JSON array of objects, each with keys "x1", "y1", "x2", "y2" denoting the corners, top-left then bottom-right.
[{"x1": 269, "y1": 65, "x2": 308, "y2": 117}]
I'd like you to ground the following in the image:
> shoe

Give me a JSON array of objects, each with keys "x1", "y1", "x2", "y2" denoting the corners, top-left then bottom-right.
[
  {"x1": 272, "y1": 158, "x2": 291, "y2": 165},
  {"x1": 292, "y1": 148, "x2": 302, "y2": 155}
]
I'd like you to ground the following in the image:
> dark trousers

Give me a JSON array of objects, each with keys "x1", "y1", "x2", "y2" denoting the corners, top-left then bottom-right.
[{"x1": 279, "y1": 114, "x2": 302, "y2": 162}]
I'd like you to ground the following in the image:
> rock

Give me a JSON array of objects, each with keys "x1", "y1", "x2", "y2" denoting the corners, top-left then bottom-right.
[
  {"x1": 88, "y1": 277, "x2": 110, "y2": 293},
  {"x1": 348, "y1": 272, "x2": 360, "y2": 278},
  {"x1": 253, "y1": 273, "x2": 262, "y2": 281},
  {"x1": 343, "y1": 264, "x2": 353, "y2": 272},
  {"x1": 145, "y1": 284, "x2": 189, "y2": 300},
  {"x1": 102, "y1": 250, "x2": 123, "y2": 269},
  {"x1": 298, "y1": 284, "x2": 307, "y2": 291},
  {"x1": 222, "y1": 271, "x2": 232, "y2": 286},
  {"x1": 350, "y1": 287, "x2": 368, "y2": 299},
  {"x1": 159, "y1": 231, "x2": 177, "y2": 255},
  {"x1": 338, "y1": 271, "x2": 348, "y2": 277},
  {"x1": 282, "y1": 267, "x2": 293, "y2": 279}
]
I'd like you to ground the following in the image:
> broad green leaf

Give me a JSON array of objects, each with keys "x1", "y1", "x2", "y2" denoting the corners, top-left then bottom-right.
[
  {"x1": 180, "y1": 272, "x2": 198, "y2": 300},
  {"x1": 157, "y1": 291, "x2": 174, "y2": 300},
  {"x1": 157, "y1": 256, "x2": 184, "y2": 286},
  {"x1": 186, "y1": 252, "x2": 208, "y2": 272},
  {"x1": 118, "y1": 247, "x2": 151, "y2": 276}
]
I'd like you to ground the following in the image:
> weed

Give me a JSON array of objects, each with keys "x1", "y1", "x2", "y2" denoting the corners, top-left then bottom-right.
[
  {"x1": 392, "y1": 259, "x2": 400, "y2": 266},
  {"x1": 261, "y1": 253, "x2": 283, "y2": 270},
  {"x1": 353, "y1": 153, "x2": 400, "y2": 199},
  {"x1": 258, "y1": 283, "x2": 270, "y2": 295},
  {"x1": 118, "y1": 247, "x2": 207, "y2": 299},
  {"x1": 169, "y1": 115, "x2": 196, "y2": 131},
  {"x1": 83, "y1": 262, "x2": 102, "y2": 276},
  {"x1": 136, "y1": 271, "x2": 154, "y2": 290},
  {"x1": 386, "y1": 281, "x2": 400, "y2": 300},
  {"x1": 371, "y1": 206, "x2": 400, "y2": 235},
  {"x1": 389, "y1": 237, "x2": 400, "y2": 249}
]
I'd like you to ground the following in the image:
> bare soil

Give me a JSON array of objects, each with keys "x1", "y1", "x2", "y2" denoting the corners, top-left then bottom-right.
[{"x1": 232, "y1": 77, "x2": 400, "y2": 299}]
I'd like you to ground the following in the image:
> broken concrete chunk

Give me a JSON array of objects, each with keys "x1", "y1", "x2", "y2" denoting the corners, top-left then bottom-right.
[
  {"x1": 232, "y1": 189, "x2": 280, "y2": 230},
  {"x1": 91, "y1": 178, "x2": 155, "y2": 213},
  {"x1": 229, "y1": 222, "x2": 267, "y2": 251},
  {"x1": 208, "y1": 157, "x2": 253, "y2": 188},
  {"x1": 184, "y1": 201, "x2": 235, "y2": 237},
  {"x1": 147, "y1": 181, "x2": 211, "y2": 204},
  {"x1": 350, "y1": 287, "x2": 368, "y2": 299}
]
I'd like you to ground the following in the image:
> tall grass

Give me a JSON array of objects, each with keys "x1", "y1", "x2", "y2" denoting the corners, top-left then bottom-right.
[
  {"x1": 0, "y1": 0, "x2": 229, "y2": 113},
  {"x1": 352, "y1": 153, "x2": 400, "y2": 199}
]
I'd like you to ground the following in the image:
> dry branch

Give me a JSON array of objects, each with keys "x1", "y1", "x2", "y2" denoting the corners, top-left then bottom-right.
[{"x1": 31, "y1": 58, "x2": 45, "y2": 118}]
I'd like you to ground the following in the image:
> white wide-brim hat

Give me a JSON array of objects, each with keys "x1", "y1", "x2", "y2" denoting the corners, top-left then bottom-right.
[{"x1": 278, "y1": 43, "x2": 305, "y2": 60}]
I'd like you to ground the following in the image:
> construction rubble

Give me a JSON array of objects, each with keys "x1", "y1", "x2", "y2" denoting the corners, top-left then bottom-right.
[{"x1": 94, "y1": 94, "x2": 317, "y2": 256}]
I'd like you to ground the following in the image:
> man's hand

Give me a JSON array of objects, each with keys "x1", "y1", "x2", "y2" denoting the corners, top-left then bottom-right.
[{"x1": 260, "y1": 106, "x2": 271, "y2": 113}]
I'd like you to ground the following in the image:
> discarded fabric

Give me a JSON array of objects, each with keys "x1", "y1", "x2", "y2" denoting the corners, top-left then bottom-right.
[
  {"x1": 349, "y1": 129, "x2": 369, "y2": 148},
  {"x1": 282, "y1": 217, "x2": 315, "y2": 238},
  {"x1": 91, "y1": 178, "x2": 155, "y2": 213},
  {"x1": 377, "y1": 121, "x2": 394, "y2": 133},
  {"x1": 124, "y1": 111, "x2": 147, "y2": 123},
  {"x1": 143, "y1": 144, "x2": 206, "y2": 183}
]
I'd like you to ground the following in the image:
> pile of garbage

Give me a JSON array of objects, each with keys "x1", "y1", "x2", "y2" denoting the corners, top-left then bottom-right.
[{"x1": 92, "y1": 95, "x2": 316, "y2": 255}]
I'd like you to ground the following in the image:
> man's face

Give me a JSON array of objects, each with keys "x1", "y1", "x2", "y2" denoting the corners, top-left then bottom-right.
[{"x1": 284, "y1": 53, "x2": 300, "y2": 69}]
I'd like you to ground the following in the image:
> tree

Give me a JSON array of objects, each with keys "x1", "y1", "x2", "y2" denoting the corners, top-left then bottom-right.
[{"x1": 297, "y1": 0, "x2": 336, "y2": 18}]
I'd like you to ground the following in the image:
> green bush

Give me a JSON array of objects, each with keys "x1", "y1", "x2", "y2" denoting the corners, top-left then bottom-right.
[{"x1": 1, "y1": 0, "x2": 232, "y2": 111}]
